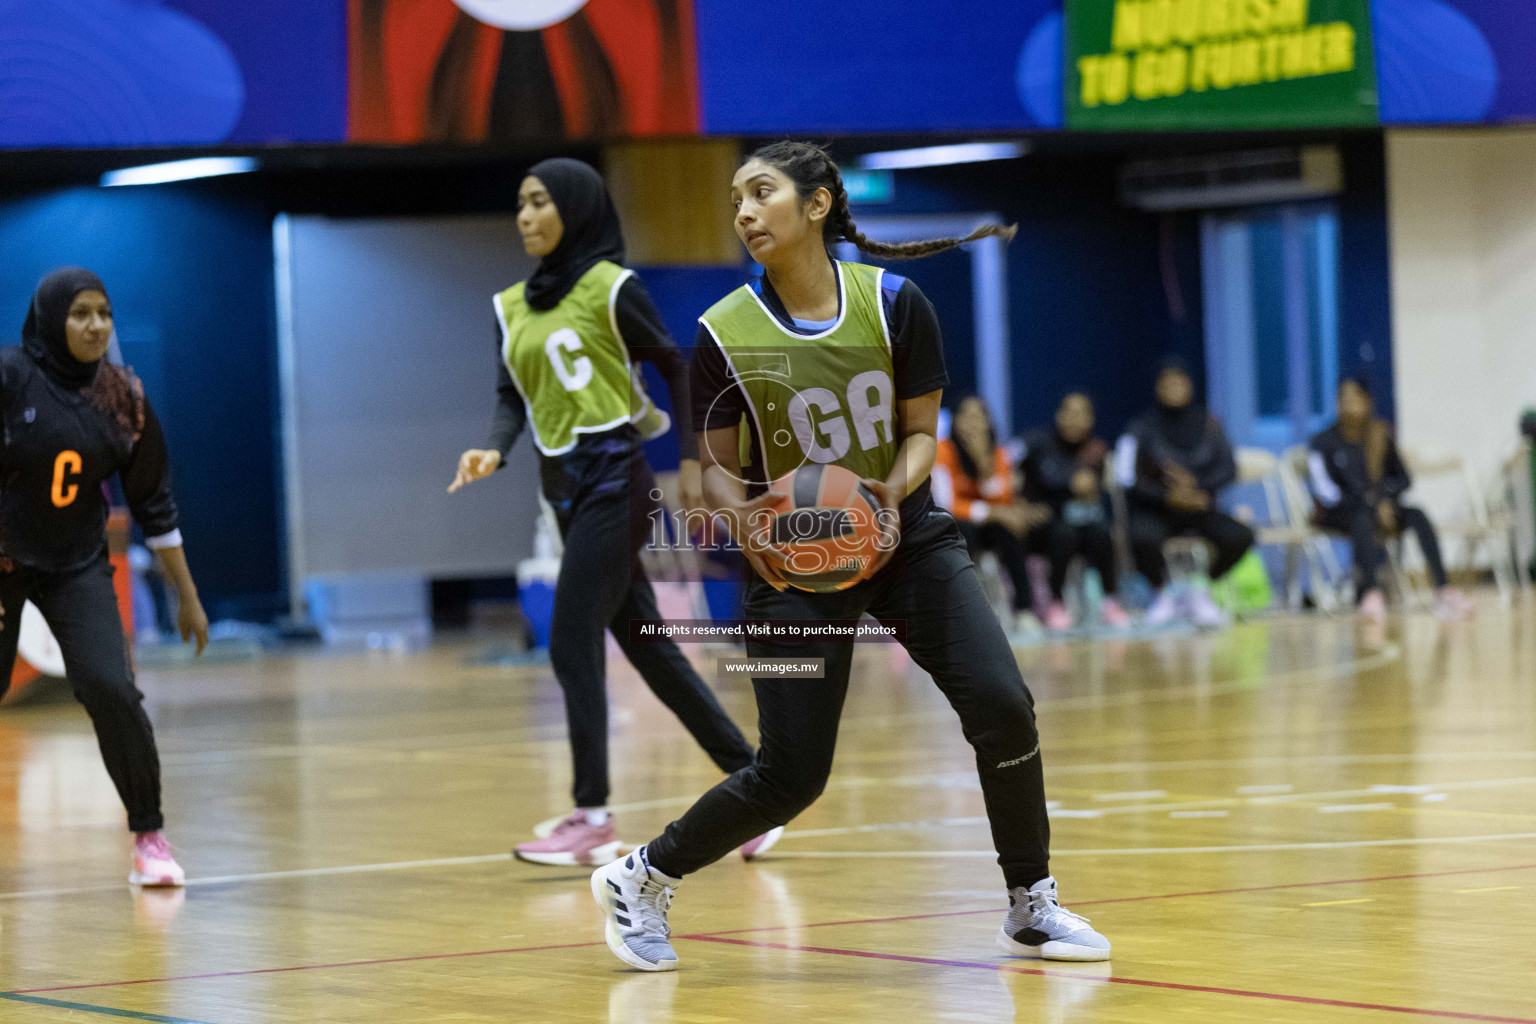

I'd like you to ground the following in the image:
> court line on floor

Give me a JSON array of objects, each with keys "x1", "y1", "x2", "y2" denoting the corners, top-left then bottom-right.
[
  {"x1": 695, "y1": 862, "x2": 1536, "y2": 936},
  {"x1": 0, "y1": 853, "x2": 516, "y2": 901},
  {"x1": 11, "y1": 862, "x2": 1535, "y2": 997},
  {"x1": 5, "y1": 941, "x2": 605, "y2": 996},
  {"x1": 784, "y1": 777, "x2": 1536, "y2": 833},
  {"x1": 678, "y1": 935, "x2": 1536, "y2": 1024},
  {"x1": 0, "y1": 992, "x2": 221, "y2": 1023},
  {"x1": 7, "y1": 833, "x2": 1536, "y2": 902},
  {"x1": 769, "y1": 832, "x2": 1536, "y2": 857}
]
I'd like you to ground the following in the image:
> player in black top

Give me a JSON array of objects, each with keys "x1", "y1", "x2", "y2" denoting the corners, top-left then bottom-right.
[{"x1": 1, "y1": 268, "x2": 208, "y2": 888}]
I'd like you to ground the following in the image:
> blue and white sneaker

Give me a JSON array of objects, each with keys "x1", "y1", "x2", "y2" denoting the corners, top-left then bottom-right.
[
  {"x1": 996, "y1": 876, "x2": 1111, "y2": 962},
  {"x1": 591, "y1": 846, "x2": 680, "y2": 972}
]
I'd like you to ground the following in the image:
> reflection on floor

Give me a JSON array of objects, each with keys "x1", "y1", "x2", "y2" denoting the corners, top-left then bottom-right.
[{"x1": 2, "y1": 595, "x2": 1533, "y2": 1023}]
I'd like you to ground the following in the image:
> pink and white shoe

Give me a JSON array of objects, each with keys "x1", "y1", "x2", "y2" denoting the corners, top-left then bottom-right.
[
  {"x1": 1358, "y1": 589, "x2": 1387, "y2": 624},
  {"x1": 740, "y1": 826, "x2": 784, "y2": 861},
  {"x1": 1044, "y1": 602, "x2": 1073, "y2": 631},
  {"x1": 129, "y1": 832, "x2": 185, "y2": 887},
  {"x1": 1099, "y1": 597, "x2": 1131, "y2": 629},
  {"x1": 514, "y1": 811, "x2": 623, "y2": 867}
]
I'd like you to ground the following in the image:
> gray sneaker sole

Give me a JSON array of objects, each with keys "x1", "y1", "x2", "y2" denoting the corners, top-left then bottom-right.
[{"x1": 996, "y1": 925, "x2": 1111, "y2": 962}]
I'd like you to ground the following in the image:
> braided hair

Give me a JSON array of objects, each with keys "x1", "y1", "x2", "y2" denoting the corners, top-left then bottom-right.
[{"x1": 747, "y1": 141, "x2": 1017, "y2": 260}]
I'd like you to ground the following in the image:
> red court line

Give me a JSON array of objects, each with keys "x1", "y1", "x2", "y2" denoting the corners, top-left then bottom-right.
[
  {"x1": 698, "y1": 861, "x2": 1536, "y2": 936},
  {"x1": 8, "y1": 941, "x2": 603, "y2": 995},
  {"x1": 10, "y1": 861, "x2": 1536, "y2": 998},
  {"x1": 683, "y1": 935, "x2": 1536, "y2": 1024}
]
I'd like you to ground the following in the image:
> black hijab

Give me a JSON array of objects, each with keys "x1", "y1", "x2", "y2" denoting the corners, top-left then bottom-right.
[
  {"x1": 1153, "y1": 358, "x2": 1207, "y2": 451},
  {"x1": 522, "y1": 158, "x2": 626, "y2": 312},
  {"x1": 22, "y1": 267, "x2": 108, "y2": 390}
]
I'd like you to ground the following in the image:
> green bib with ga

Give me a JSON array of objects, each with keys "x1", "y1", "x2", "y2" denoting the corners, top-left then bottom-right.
[
  {"x1": 700, "y1": 261, "x2": 897, "y2": 483},
  {"x1": 496, "y1": 260, "x2": 668, "y2": 456}
]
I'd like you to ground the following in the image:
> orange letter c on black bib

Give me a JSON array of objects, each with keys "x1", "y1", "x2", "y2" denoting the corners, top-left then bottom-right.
[{"x1": 51, "y1": 450, "x2": 82, "y2": 508}]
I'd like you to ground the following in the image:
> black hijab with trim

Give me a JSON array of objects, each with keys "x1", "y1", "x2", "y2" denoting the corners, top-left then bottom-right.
[
  {"x1": 22, "y1": 267, "x2": 107, "y2": 390},
  {"x1": 522, "y1": 158, "x2": 626, "y2": 312}
]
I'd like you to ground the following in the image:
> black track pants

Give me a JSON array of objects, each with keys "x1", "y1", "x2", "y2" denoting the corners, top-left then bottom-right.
[
  {"x1": 549, "y1": 470, "x2": 753, "y2": 809},
  {"x1": 645, "y1": 509, "x2": 1051, "y2": 889},
  {"x1": 1316, "y1": 502, "x2": 1448, "y2": 593},
  {"x1": 0, "y1": 553, "x2": 163, "y2": 833}
]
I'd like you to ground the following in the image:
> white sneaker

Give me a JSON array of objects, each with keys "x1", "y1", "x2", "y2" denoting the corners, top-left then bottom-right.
[
  {"x1": 1012, "y1": 611, "x2": 1044, "y2": 637},
  {"x1": 996, "y1": 876, "x2": 1111, "y2": 962},
  {"x1": 592, "y1": 846, "x2": 680, "y2": 972},
  {"x1": 1187, "y1": 588, "x2": 1230, "y2": 629},
  {"x1": 1435, "y1": 588, "x2": 1475, "y2": 620},
  {"x1": 129, "y1": 831, "x2": 185, "y2": 887},
  {"x1": 1144, "y1": 589, "x2": 1182, "y2": 626}
]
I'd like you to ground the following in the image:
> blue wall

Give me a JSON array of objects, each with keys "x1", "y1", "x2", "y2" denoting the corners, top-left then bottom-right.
[
  {"x1": 631, "y1": 265, "x2": 752, "y2": 473},
  {"x1": 850, "y1": 154, "x2": 1202, "y2": 442},
  {"x1": 0, "y1": 187, "x2": 283, "y2": 620},
  {"x1": 846, "y1": 136, "x2": 1391, "y2": 440}
]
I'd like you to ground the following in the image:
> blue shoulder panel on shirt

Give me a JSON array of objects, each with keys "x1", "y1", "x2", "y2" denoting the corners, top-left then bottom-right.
[{"x1": 880, "y1": 273, "x2": 906, "y2": 326}]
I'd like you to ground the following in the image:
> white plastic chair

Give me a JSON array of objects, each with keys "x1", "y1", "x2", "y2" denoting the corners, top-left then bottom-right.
[
  {"x1": 1277, "y1": 446, "x2": 1350, "y2": 613},
  {"x1": 1400, "y1": 447, "x2": 1523, "y2": 602}
]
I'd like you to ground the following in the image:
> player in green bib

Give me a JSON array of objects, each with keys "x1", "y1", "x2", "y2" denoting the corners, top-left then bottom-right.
[
  {"x1": 592, "y1": 143, "x2": 1112, "y2": 970},
  {"x1": 449, "y1": 159, "x2": 764, "y2": 867}
]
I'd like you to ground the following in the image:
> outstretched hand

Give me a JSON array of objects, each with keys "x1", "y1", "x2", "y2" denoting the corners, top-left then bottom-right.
[
  {"x1": 178, "y1": 592, "x2": 209, "y2": 657},
  {"x1": 449, "y1": 449, "x2": 502, "y2": 493}
]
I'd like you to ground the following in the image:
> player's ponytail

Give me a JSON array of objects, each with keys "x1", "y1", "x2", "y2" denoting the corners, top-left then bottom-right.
[{"x1": 747, "y1": 141, "x2": 1016, "y2": 260}]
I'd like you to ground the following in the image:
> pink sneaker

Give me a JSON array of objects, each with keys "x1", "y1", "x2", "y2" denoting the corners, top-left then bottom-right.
[
  {"x1": 130, "y1": 832, "x2": 185, "y2": 887},
  {"x1": 515, "y1": 812, "x2": 622, "y2": 866},
  {"x1": 1358, "y1": 589, "x2": 1387, "y2": 624},
  {"x1": 1044, "y1": 602, "x2": 1073, "y2": 631},
  {"x1": 740, "y1": 826, "x2": 784, "y2": 861},
  {"x1": 1099, "y1": 597, "x2": 1131, "y2": 629}
]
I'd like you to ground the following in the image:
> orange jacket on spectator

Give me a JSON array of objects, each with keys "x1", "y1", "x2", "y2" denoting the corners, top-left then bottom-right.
[{"x1": 932, "y1": 439, "x2": 1013, "y2": 523}]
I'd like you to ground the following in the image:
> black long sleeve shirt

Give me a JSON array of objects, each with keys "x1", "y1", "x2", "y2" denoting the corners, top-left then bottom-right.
[
  {"x1": 1019, "y1": 427, "x2": 1108, "y2": 513},
  {"x1": 1114, "y1": 411, "x2": 1238, "y2": 509},
  {"x1": 486, "y1": 275, "x2": 697, "y2": 502},
  {"x1": 1308, "y1": 422, "x2": 1411, "y2": 511},
  {"x1": 0, "y1": 347, "x2": 180, "y2": 573}
]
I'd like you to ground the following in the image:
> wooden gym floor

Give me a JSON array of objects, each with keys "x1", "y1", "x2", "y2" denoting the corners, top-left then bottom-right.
[{"x1": 1, "y1": 598, "x2": 1534, "y2": 1023}]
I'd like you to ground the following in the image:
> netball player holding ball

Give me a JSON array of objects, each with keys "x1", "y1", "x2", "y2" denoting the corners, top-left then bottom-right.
[{"x1": 591, "y1": 143, "x2": 1111, "y2": 971}]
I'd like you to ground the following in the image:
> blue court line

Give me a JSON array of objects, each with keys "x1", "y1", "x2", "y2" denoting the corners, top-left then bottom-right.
[{"x1": 0, "y1": 992, "x2": 221, "y2": 1023}]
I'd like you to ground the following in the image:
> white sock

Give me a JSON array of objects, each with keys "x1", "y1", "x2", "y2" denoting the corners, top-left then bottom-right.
[
  {"x1": 580, "y1": 807, "x2": 609, "y2": 826},
  {"x1": 639, "y1": 846, "x2": 683, "y2": 885}
]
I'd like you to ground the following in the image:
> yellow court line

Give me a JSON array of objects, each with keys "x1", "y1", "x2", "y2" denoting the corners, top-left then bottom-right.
[
  {"x1": 1454, "y1": 886, "x2": 1521, "y2": 894},
  {"x1": 1302, "y1": 898, "x2": 1376, "y2": 907}
]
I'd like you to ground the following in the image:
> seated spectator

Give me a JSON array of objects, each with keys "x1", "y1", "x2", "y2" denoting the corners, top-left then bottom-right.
[
  {"x1": 1117, "y1": 359, "x2": 1254, "y2": 627},
  {"x1": 1309, "y1": 376, "x2": 1472, "y2": 622},
  {"x1": 933, "y1": 396, "x2": 1046, "y2": 631},
  {"x1": 1019, "y1": 393, "x2": 1130, "y2": 630}
]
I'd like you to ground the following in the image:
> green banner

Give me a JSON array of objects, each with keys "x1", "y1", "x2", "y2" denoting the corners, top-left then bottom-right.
[{"x1": 1066, "y1": 0, "x2": 1378, "y2": 130}]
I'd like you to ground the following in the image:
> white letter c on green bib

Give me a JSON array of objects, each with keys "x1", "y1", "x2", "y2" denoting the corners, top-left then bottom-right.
[{"x1": 545, "y1": 328, "x2": 593, "y2": 392}]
